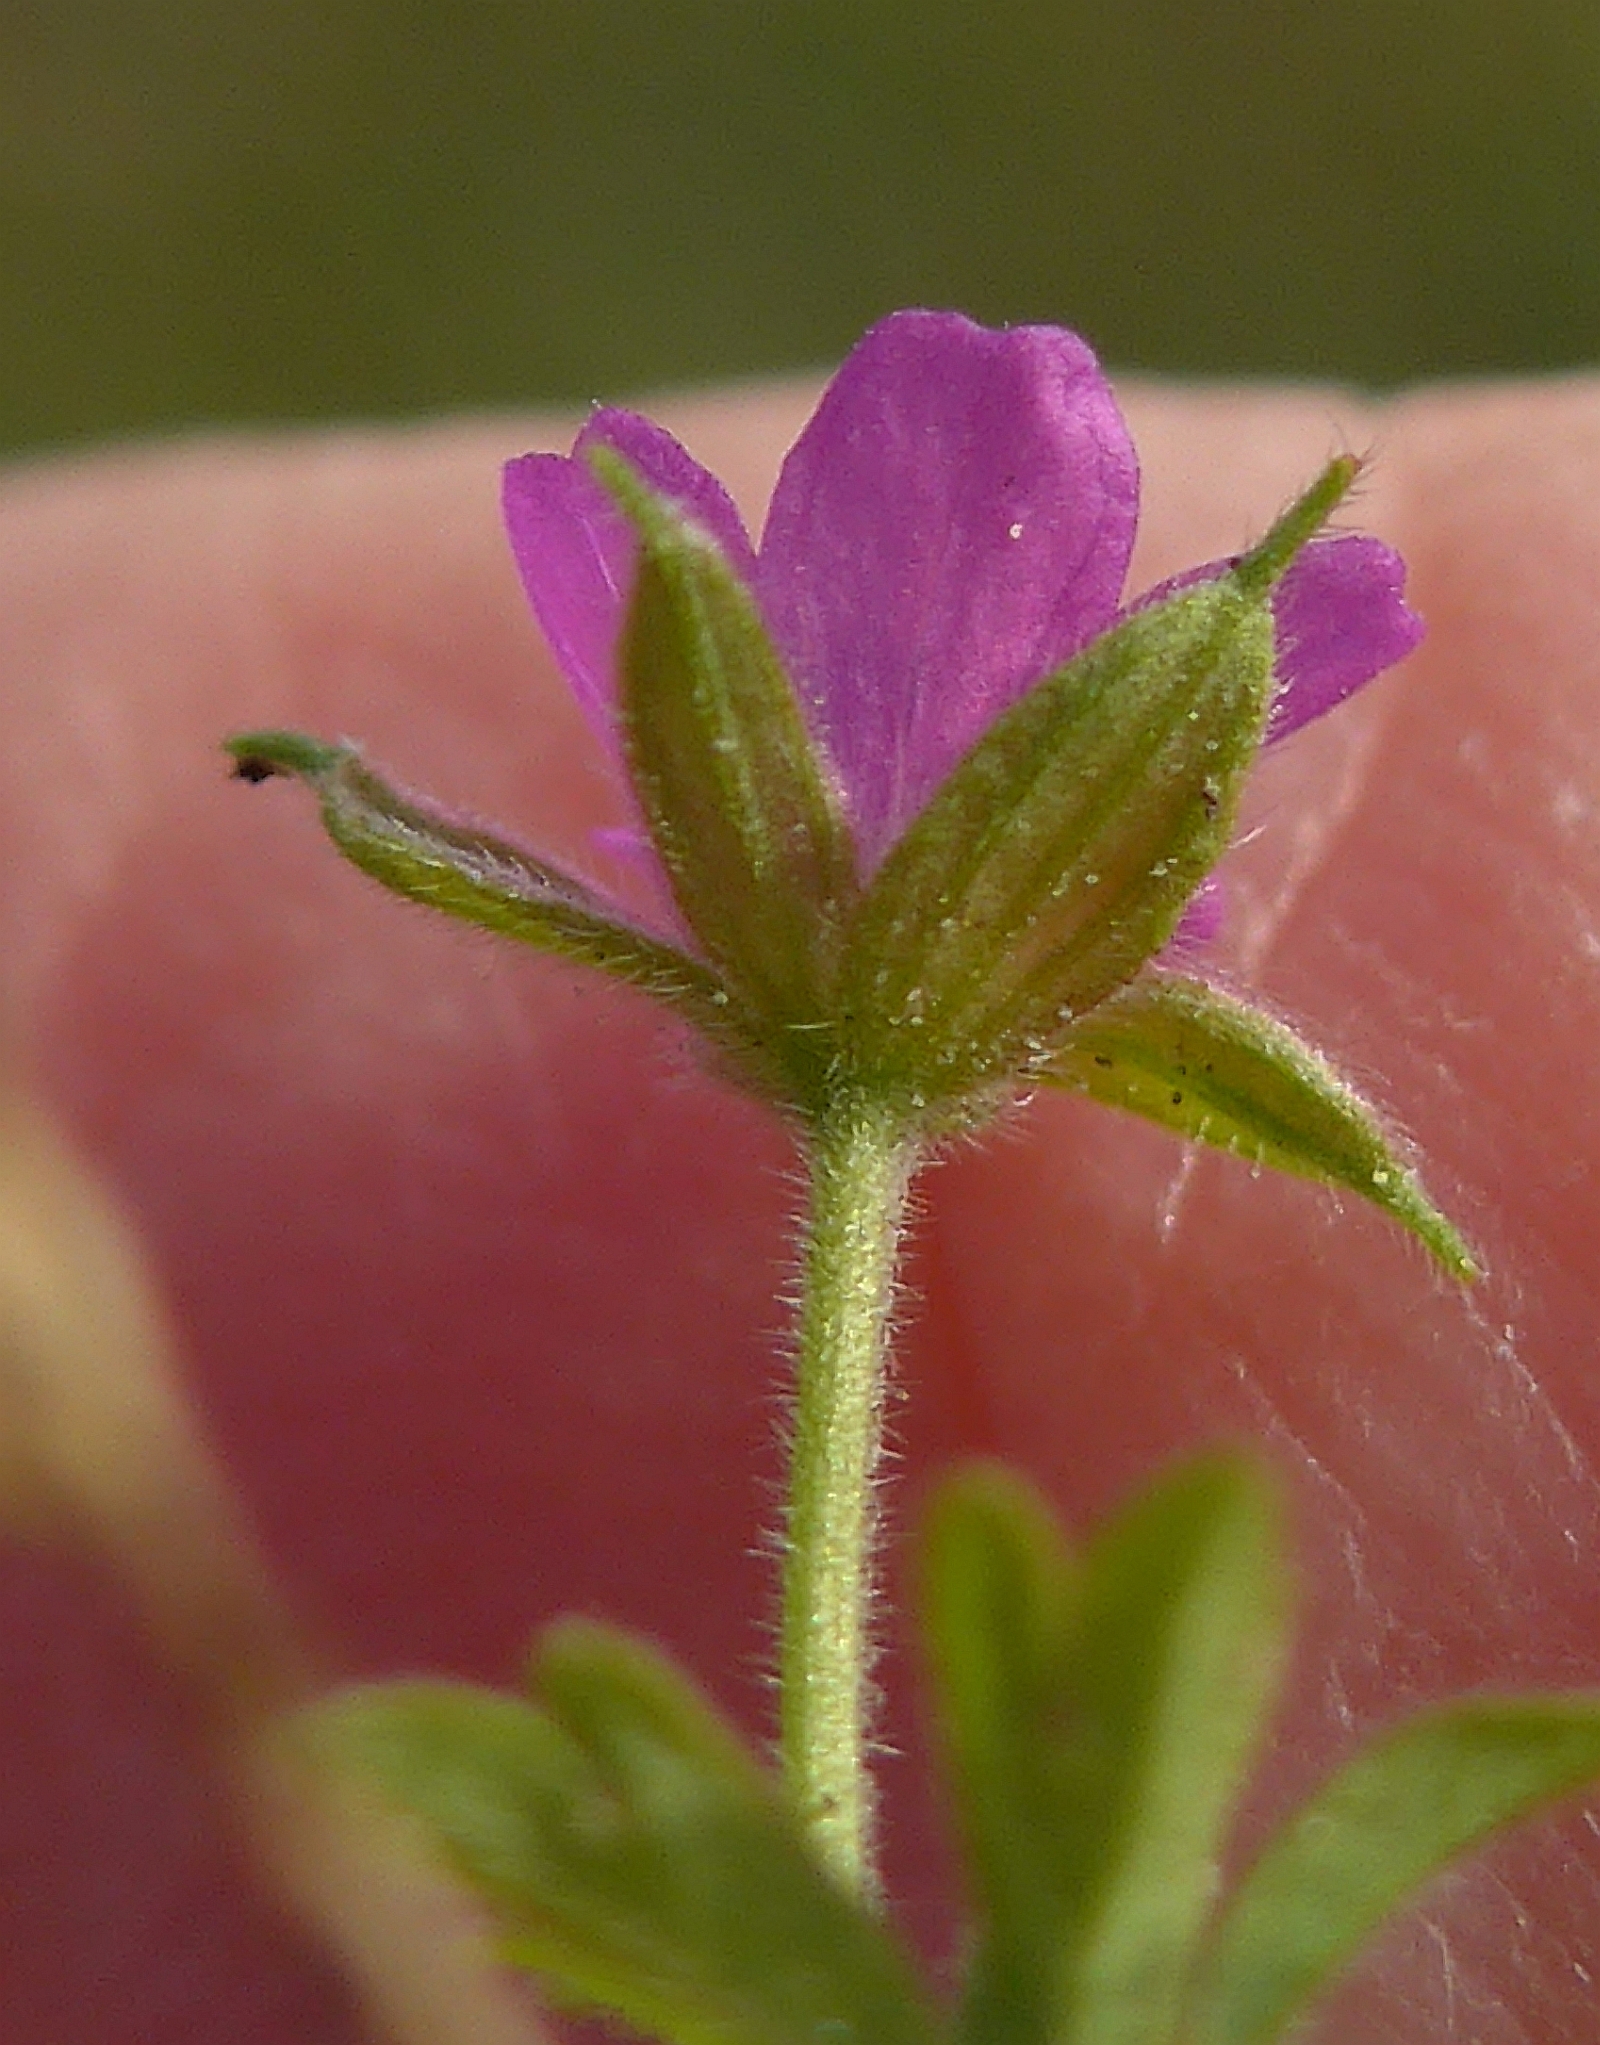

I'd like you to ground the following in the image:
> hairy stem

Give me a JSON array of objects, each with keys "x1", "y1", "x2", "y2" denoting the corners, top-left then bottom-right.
[{"x1": 780, "y1": 1095, "x2": 917, "y2": 1902}]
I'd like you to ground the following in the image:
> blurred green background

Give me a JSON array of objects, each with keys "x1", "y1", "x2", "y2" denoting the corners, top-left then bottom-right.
[{"x1": 5, "y1": 0, "x2": 1599, "y2": 455}]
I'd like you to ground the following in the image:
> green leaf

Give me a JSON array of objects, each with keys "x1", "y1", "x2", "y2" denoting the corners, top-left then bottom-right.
[
  {"x1": 225, "y1": 730, "x2": 745, "y2": 1049},
  {"x1": 1040, "y1": 973, "x2": 1479, "y2": 1281},
  {"x1": 920, "y1": 1468, "x2": 1080, "y2": 2045},
  {"x1": 923, "y1": 1457, "x2": 1290, "y2": 2045},
  {"x1": 595, "y1": 450, "x2": 857, "y2": 1079},
  {"x1": 306, "y1": 1620, "x2": 938, "y2": 2045},
  {"x1": 834, "y1": 461, "x2": 1355, "y2": 1121},
  {"x1": 1187, "y1": 1697, "x2": 1600, "y2": 2045}
]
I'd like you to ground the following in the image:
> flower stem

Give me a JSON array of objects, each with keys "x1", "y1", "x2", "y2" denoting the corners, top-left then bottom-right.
[{"x1": 781, "y1": 1094, "x2": 917, "y2": 1903}]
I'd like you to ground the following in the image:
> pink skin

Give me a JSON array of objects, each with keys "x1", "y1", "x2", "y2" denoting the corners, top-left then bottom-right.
[{"x1": 1, "y1": 372, "x2": 1599, "y2": 2042}]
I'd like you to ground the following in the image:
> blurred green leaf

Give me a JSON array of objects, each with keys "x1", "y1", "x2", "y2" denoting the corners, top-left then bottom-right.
[
  {"x1": 1187, "y1": 1698, "x2": 1600, "y2": 2045},
  {"x1": 307, "y1": 1619, "x2": 939, "y2": 2045},
  {"x1": 923, "y1": 1456, "x2": 1290, "y2": 2045},
  {"x1": 1041, "y1": 973, "x2": 1478, "y2": 1281}
]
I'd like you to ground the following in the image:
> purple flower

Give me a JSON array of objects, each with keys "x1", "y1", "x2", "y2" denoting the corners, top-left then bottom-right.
[
  {"x1": 502, "y1": 309, "x2": 1421, "y2": 905},
  {"x1": 228, "y1": 312, "x2": 1457, "y2": 1261}
]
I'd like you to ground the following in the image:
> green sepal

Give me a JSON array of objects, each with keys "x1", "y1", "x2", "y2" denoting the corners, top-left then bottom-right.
[
  {"x1": 304, "y1": 1620, "x2": 939, "y2": 2045},
  {"x1": 1186, "y1": 1697, "x2": 1600, "y2": 2045},
  {"x1": 922, "y1": 1457, "x2": 1290, "y2": 2045},
  {"x1": 594, "y1": 450, "x2": 857, "y2": 1094},
  {"x1": 1040, "y1": 971, "x2": 1478, "y2": 1281},
  {"x1": 836, "y1": 463, "x2": 1356, "y2": 1121},
  {"x1": 225, "y1": 730, "x2": 744, "y2": 1049}
]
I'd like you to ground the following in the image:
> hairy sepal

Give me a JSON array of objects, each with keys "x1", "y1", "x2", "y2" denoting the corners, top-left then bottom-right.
[
  {"x1": 304, "y1": 1623, "x2": 937, "y2": 2045},
  {"x1": 1042, "y1": 973, "x2": 1478, "y2": 1280},
  {"x1": 835, "y1": 580, "x2": 1269, "y2": 1118},
  {"x1": 225, "y1": 731, "x2": 746, "y2": 1052},
  {"x1": 835, "y1": 463, "x2": 1356, "y2": 1123},
  {"x1": 596, "y1": 450, "x2": 857, "y2": 1101}
]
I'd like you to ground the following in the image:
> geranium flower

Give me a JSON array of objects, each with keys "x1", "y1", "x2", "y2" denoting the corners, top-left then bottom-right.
[
  {"x1": 230, "y1": 307, "x2": 1467, "y2": 1273},
  {"x1": 501, "y1": 309, "x2": 1420, "y2": 891}
]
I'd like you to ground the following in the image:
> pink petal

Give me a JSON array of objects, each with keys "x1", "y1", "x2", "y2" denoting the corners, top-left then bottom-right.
[
  {"x1": 1266, "y1": 533, "x2": 1424, "y2": 742},
  {"x1": 1132, "y1": 531, "x2": 1421, "y2": 960},
  {"x1": 756, "y1": 309, "x2": 1139, "y2": 869},
  {"x1": 501, "y1": 408, "x2": 757, "y2": 757},
  {"x1": 1131, "y1": 533, "x2": 1423, "y2": 747}
]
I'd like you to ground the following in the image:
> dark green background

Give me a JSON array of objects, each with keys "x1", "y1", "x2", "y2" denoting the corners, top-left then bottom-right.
[{"x1": 6, "y1": 0, "x2": 1598, "y2": 454}]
